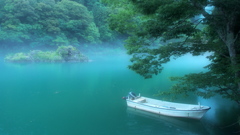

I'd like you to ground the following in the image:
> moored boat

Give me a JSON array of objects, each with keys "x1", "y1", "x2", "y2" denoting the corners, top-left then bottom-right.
[{"x1": 123, "y1": 92, "x2": 211, "y2": 119}]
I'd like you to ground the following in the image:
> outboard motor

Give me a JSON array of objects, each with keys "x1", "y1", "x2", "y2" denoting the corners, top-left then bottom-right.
[
  {"x1": 128, "y1": 92, "x2": 137, "y2": 100},
  {"x1": 122, "y1": 92, "x2": 140, "y2": 100}
]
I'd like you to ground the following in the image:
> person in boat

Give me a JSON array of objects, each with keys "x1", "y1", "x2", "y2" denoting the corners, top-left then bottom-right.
[{"x1": 122, "y1": 92, "x2": 137, "y2": 100}]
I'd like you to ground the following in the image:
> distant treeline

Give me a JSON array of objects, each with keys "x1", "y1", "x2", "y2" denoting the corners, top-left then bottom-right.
[{"x1": 0, "y1": 0, "x2": 122, "y2": 48}]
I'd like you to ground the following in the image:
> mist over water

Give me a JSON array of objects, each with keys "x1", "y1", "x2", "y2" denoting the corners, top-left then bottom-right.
[{"x1": 0, "y1": 51, "x2": 238, "y2": 135}]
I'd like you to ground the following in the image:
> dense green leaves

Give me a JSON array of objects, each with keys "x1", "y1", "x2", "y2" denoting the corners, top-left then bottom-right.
[
  {"x1": 0, "y1": 0, "x2": 117, "y2": 47},
  {"x1": 105, "y1": 0, "x2": 240, "y2": 104}
]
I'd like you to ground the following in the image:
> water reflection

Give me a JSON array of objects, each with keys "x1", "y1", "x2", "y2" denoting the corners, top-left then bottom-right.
[{"x1": 127, "y1": 107, "x2": 209, "y2": 135}]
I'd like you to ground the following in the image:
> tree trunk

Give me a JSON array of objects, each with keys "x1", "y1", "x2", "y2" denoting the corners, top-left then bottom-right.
[
  {"x1": 221, "y1": 25, "x2": 240, "y2": 93},
  {"x1": 226, "y1": 34, "x2": 240, "y2": 87}
]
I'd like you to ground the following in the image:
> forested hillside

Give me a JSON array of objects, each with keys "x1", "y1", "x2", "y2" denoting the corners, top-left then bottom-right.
[{"x1": 0, "y1": 0, "x2": 120, "y2": 48}]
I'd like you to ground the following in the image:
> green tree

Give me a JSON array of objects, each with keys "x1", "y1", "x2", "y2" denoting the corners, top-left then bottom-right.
[
  {"x1": 0, "y1": 0, "x2": 39, "y2": 45},
  {"x1": 0, "y1": 0, "x2": 103, "y2": 47},
  {"x1": 55, "y1": 0, "x2": 99, "y2": 44},
  {"x1": 92, "y1": 2, "x2": 116, "y2": 42},
  {"x1": 104, "y1": 0, "x2": 240, "y2": 104},
  {"x1": 72, "y1": 0, "x2": 98, "y2": 10}
]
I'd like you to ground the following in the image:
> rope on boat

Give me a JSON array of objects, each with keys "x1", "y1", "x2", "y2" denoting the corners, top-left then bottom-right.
[
  {"x1": 220, "y1": 120, "x2": 240, "y2": 128},
  {"x1": 233, "y1": 130, "x2": 240, "y2": 134},
  {"x1": 218, "y1": 121, "x2": 240, "y2": 134}
]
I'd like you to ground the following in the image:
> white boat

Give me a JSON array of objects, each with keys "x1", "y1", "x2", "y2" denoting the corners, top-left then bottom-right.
[{"x1": 123, "y1": 92, "x2": 211, "y2": 119}]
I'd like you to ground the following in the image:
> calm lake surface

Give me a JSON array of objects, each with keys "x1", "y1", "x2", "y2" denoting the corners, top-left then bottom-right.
[{"x1": 0, "y1": 51, "x2": 239, "y2": 135}]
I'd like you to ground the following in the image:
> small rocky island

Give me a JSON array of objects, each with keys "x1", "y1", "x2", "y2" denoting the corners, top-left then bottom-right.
[{"x1": 5, "y1": 45, "x2": 89, "y2": 62}]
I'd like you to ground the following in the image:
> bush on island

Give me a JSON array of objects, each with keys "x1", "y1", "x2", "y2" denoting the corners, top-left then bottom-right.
[{"x1": 5, "y1": 45, "x2": 89, "y2": 62}]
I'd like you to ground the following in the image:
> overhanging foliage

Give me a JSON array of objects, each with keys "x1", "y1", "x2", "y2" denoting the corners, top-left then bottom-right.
[{"x1": 103, "y1": 0, "x2": 240, "y2": 104}]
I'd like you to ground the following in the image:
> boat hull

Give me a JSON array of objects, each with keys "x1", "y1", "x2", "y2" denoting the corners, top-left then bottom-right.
[{"x1": 126, "y1": 97, "x2": 210, "y2": 119}]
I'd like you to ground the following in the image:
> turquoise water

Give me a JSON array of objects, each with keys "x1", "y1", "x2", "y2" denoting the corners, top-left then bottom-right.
[{"x1": 0, "y1": 52, "x2": 238, "y2": 135}]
